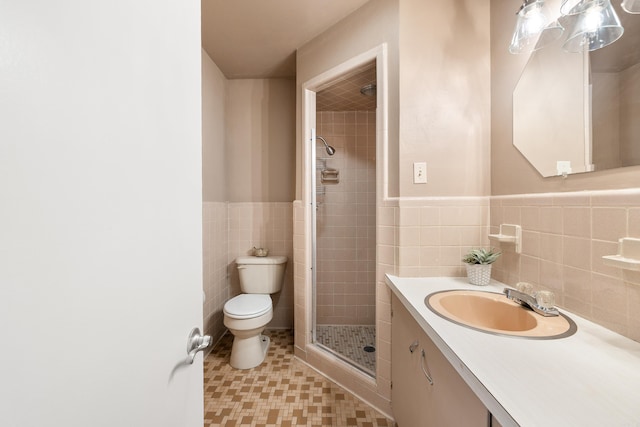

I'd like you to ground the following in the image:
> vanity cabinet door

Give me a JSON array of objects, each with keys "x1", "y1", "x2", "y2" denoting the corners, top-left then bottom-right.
[
  {"x1": 391, "y1": 295, "x2": 431, "y2": 426},
  {"x1": 392, "y1": 295, "x2": 489, "y2": 427}
]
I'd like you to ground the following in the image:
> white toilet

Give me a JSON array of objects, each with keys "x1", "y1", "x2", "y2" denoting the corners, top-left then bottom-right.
[{"x1": 223, "y1": 255, "x2": 287, "y2": 369}]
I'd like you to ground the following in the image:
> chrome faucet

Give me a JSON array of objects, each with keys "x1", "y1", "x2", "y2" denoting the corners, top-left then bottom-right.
[{"x1": 503, "y1": 288, "x2": 560, "y2": 317}]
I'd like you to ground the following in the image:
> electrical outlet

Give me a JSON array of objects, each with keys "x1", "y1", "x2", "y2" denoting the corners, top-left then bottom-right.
[
  {"x1": 413, "y1": 162, "x2": 427, "y2": 184},
  {"x1": 556, "y1": 161, "x2": 572, "y2": 176}
]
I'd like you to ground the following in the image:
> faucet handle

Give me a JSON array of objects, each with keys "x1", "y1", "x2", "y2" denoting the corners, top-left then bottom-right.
[
  {"x1": 535, "y1": 290, "x2": 556, "y2": 310},
  {"x1": 516, "y1": 282, "x2": 535, "y2": 296}
]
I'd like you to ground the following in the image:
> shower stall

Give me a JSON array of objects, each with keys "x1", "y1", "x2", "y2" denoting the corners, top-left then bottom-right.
[{"x1": 311, "y1": 61, "x2": 377, "y2": 375}]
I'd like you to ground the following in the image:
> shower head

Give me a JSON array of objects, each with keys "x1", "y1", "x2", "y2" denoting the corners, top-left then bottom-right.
[{"x1": 317, "y1": 136, "x2": 336, "y2": 156}]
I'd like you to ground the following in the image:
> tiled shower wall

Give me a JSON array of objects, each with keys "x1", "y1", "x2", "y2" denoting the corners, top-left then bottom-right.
[
  {"x1": 315, "y1": 111, "x2": 376, "y2": 325},
  {"x1": 203, "y1": 202, "x2": 294, "y2": 344},
  {"x1": 490, "y1": 189, "x2": 640, "y2": 342}
]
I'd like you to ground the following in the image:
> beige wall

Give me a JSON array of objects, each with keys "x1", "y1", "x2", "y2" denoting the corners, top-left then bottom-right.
[
  {"x1": 394, "y1": 0, "x2": 492, "y2": 277},
  {"x1": 398, "y1": 0, "x2": 491, "y2": 197},
  {"x1": 202, "y1": 50, "x2": 228, "y2": 202},
  {"x1": 202, "y1": 50, "x2": 228, "y2": 342},
  {"x1": 620, "y1": 62, "x2": 640, "y2": 167},
  {"x1": 592, "y1": 71, "x2": 621, "y2": 171},
  {"x1": 202, "y1": 54, "x2": 297, "y2": 338},
  {"x1": 296, "y1": 0, "x2": 400, "y2": 199},
  {"x1": 227, "y1": 78, "x2": 296, "y2": 202},
  {"x1": 491, "y1": 0, "x2": 640, "y2": 194}
]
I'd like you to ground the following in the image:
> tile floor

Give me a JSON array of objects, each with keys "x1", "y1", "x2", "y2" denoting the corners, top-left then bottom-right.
[
  {"x1": 315, "y1": 325, "x2": 376, "y2": 374},
  {"x1": 204, "y1": 329, "x2": 393, "y2": 427}
]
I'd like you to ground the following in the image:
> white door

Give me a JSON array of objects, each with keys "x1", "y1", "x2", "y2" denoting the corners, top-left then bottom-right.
[{"x1": 0, "y1": 1, "x2": 204, "y2": 426}]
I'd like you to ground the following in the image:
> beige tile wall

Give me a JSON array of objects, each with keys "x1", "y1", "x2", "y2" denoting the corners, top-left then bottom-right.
[
  {"x1": 227, "y1": 202, "x2": 294, "y2": 328},
  {"x1": 315, "y1": 111, "x2": 376, "y2": 325},
  {"x1": 203, "y1": 201, "x2": 294, "y2": 343},
  {"x1": 203, "y1": 202, "x2": 229, "y2": 343},
  {"x1": 491, "y1": 189, "x2": 640, "y2": 342},
  {"x1": 396, "y1": 197, "x2": 491, "y2": 277}
]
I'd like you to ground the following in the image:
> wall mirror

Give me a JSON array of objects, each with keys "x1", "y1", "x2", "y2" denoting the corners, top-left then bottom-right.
[{"x1": 513, "y1": 2, "x2": 640, "y2": 177}]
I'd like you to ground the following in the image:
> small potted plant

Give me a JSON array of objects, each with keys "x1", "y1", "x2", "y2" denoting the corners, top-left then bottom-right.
[{"x1": 462, "y1": 248, "x2": 501, "y2": 286}]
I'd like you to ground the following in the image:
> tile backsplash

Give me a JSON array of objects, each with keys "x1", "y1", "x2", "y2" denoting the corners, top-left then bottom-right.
[
  {"x1": 491, "y1": 189, "x2": 640, "y2": 342},
  {"x1": 393, "y1": 197, "x2": 490, "y2": 277}
]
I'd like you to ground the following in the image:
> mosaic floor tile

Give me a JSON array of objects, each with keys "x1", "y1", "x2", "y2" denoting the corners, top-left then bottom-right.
[
  {"x1": 315, "y1": 325, "x2": 376, "y2": 374},
  {"x1": 204, "y1": 329, "x2": 393, "y2": 427}
]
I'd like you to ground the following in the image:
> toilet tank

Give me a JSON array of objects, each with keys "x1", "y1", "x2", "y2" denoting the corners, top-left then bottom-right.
[{"x1": 236, "y1": 256, "x2": 287, "y2": 294}]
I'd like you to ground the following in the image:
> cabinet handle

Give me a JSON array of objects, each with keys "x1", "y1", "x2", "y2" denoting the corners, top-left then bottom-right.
[
  {"x1": 420, "y1": 349, "x2": 434, "y2": 386},
  {"x1": 409, "y1": 340, "x2": 419, "y2": 353}
]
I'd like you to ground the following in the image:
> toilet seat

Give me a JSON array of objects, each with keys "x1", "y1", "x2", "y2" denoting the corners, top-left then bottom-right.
[{"x1": 224, "y1": 294, "x2": 272, "y2": 319}]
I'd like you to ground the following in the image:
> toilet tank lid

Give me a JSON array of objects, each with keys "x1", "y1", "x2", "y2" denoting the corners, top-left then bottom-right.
[{"x1": 236, "y1": 255, "x2": 287, "y2": 265}]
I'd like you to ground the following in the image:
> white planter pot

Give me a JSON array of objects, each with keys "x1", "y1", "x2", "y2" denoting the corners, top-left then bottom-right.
[{"x1": 465, "y1": 264, "x2": 492, "y2": 286}]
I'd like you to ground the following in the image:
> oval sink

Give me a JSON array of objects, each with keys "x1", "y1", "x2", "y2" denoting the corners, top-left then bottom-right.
[{"x1": 425, "y1": 290, "x2": 577, "y2": 339}]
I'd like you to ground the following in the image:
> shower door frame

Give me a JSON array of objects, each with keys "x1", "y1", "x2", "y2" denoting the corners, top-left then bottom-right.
[{"x1": 301, "y1": 43, "x2": 389, "y2": 378}]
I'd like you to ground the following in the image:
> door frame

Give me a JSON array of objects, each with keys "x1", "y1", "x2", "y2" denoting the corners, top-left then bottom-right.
[{"x1": 300, "y1": 42, "x2": 389, "y2": 376}]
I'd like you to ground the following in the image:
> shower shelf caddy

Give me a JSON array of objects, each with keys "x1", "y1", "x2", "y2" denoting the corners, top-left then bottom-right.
[{"x1": 321, "y1": 168, "x2": 339, "y2": 184}]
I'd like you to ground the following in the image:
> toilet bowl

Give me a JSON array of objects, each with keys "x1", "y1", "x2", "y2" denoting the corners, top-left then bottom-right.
[
  {"x1": 223, "y1": 294, "x2": 273, "y2": 369},
  {"x1": 223, "y1": 255, "x2": 287, "y2": 369}
]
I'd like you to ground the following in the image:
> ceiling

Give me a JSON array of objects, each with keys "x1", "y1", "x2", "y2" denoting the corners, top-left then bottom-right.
[
  {"x1": 316, "y1": 61, "x2": 377, "y2": 111},
  {"x1": 201, "y1": 0, "x2": 371, "y2": 79}
]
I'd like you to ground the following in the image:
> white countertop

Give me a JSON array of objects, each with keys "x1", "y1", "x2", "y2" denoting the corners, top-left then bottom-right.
[{"x1": 386, "y1": 275, "x2": 640, "y2": 427}]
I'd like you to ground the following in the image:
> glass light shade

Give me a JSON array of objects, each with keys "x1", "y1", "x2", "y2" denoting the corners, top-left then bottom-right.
[
  {"x1": 560, "y1": 0, "x2": 600, "y2": 15},
  {"x1": 622, "y1": 0, "x2": 640, "y2": 13},
  {"x1": 509, "y1": 0, "x2": 556, "y2": 54},
  {"x1": 535, "y1": 20, "x2": 565, "y2": 50},
  {"x1": 562, "y1": 0, "x2": 624, "y2": 52}
]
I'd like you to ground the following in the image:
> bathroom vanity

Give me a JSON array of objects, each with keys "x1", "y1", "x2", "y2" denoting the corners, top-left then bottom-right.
[
  {"x1": 387, "y1": 275, "x2": 640, "y2": 427},
  {"x1": 392, "y1": 293, "x2": 491, "y2": 426}
]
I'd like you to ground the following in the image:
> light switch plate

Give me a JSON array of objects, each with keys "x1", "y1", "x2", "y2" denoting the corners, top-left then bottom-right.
[{"x1": 413, "y1": 162, "x2": 427, "y2": 184}]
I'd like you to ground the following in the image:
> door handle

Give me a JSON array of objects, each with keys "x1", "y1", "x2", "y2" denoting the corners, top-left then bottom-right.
[{"x1": 186, "y1": 327, "x2": 211, "y2": 364}]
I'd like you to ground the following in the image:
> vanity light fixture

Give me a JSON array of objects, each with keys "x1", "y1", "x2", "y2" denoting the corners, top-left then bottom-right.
[
  {"x1": 510, "y1": 0, "x2": 635, "y2": 53},
  {"x1": 562, "y1": 0, "x2": 624, "y2": 52},
  {"x1": 560, "y1": 0, "x2": 597, "y2": 15},
  {"x1": 509, "y1": 0, "x2": 564, "y2": 54}
]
